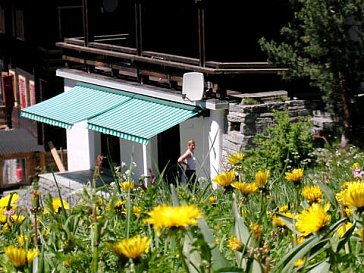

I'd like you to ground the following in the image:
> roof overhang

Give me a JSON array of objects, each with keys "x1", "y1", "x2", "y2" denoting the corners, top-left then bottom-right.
[{"x1": 56, "y1": 68, "x2": 229, "y2": 111}]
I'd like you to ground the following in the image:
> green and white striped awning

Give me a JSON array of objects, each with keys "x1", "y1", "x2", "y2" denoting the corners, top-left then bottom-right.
[
  {"x1": 21, "y1": 83, "x2": 199, "y2": 144},
  {"x1": 88, "y1": 96, "x2": 198, "y2": 145},
  {"x1": 21, "y1": 84, "x2": 130, "y2": 129}
]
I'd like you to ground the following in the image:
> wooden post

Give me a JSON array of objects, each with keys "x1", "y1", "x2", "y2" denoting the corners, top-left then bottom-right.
[
  {"x1": 0, "y1": 157, "x2": 3, "y2": 188},
  {"x1": 48, "y1": 141, "x2": 66, "y2": 172},
  {"x1": 39, "y1": 152, "x2": 46, "y2": 172}
]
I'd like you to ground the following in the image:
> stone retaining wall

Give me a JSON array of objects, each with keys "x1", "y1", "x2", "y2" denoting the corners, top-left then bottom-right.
[{"x1": 222, "y1": 98, "x2": 333, "y2": 163}]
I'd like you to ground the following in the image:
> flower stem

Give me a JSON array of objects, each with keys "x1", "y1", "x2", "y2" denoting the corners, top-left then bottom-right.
[{"x1": 126, "y1": 188, "x2": 131, "y2": 238}]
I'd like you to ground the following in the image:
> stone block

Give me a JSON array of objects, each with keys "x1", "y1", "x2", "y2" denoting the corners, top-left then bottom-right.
[
  {"x1": 225, "y1": 131, "x2": 245, "y2": 144},
  {"x1": 240, "y1": 124, "x2": 256, "y2": 136},
  {"x1": 227, "y1": 113, "x2": 246, "y2": 123},
  {"x1": 259, "y1": 113, "x2": 274, "y2": 118},
  {"x1": 223, "y1": 139, "x2": 244, "y2": 152}
]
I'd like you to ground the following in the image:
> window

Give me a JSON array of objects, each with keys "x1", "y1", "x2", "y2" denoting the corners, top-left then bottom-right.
[
  {"x1": 0, "y1": 5, "x2": 5, "y2": 33},
  {"x1": 57, "y1": 6, "x2": 83, "y2": 38},
  {"x1": 2, "y1": 158, "x2": 26, "y2": 185},
  {"x1": 13, "y1": 9, "x2": 24, "y2": 40}
]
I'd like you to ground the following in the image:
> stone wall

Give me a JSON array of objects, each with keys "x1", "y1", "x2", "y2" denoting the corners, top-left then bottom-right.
[{"x1": 222, "y1": 97, "x2": 333, "y2": 163}]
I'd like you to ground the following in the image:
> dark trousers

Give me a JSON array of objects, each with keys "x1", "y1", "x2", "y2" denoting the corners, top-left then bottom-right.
[{"x1": 185, "y1": 170, "x2": 196, "y2": 190}]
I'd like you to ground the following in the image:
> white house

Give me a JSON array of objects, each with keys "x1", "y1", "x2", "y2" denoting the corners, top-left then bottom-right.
[{"x1": 20, "y1": 68, "x2": 228, "y2": 186}]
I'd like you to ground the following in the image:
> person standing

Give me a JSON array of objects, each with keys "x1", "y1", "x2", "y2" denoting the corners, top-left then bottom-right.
[{"x1": 178, "y1": 139, "x2": 196, "y2": 188}]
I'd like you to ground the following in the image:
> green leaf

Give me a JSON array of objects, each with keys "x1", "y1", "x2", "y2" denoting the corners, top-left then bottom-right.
[
  {"x1": 317, "y1": 181, "x2": 337, "y2": 206},
  {"x1": 335, "y1": 221, "x2": 356, "y2": 252},
  {"x1": 214, "y1": 267, "x2": 244, "y2": 273},
  {"x1": 232, "y1": 194, "x2": 256, "y2": 247},
  {"x1": 307, "y1": 260, "x2": 330, "y2": 273},
  {"x1": 170, "y1": 184, "x2": 180, "y2": 206},
  {"x1": 198, "y1": 218, "x2": 231, "y2": 271},
  {"x1": 273, "y1": 235, "x2": 320, "y2": 273},
  {"x1": 276, "y1": 213, "x2": 297, "y2": 233},
  {"x1": 249, "y1": 260, "x2": 263, "y2": 273},
  {"x1": 183, "y1": 232, "x2": 202, "y2": 273}
]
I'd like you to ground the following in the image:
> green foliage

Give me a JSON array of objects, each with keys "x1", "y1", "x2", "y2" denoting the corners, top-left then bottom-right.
[
  {"x1": 241, "y1": 98, "x2": 259, "y2": 105},
  {"x1": 259, "y1": 0, "x2": 364, "y2": 141},
  {"x1": 243, "y1": 110, "x2": 315, "y2": 175},
  {"x1": 3, "y1": 145, "x2": 364, "y2": 272}
]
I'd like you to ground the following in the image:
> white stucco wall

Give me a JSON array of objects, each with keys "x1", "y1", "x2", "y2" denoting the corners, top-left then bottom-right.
[
  {"x1": 208, "y1": 109, "x2": 225, "y2": 184},
  {"x1": 66, "y1": 121, "x2": 98, "y2": 171},
  {"x1": 64, "y1": 79, "x2": 99, "y2": 171},
  {"x1": 179, "y1": 110, "x2": 225, "y2": 183},
  {"x1": 179, "y1": 116, "x2": 210, "y2": 179}
]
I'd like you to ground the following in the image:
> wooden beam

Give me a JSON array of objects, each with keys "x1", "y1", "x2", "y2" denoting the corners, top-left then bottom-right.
[
  {"x1": 48, "y1": 141, "x2": 66, "y2": 172},
  {"x1": 57, "y1": 42, "x2": 287, "y2": 74}
]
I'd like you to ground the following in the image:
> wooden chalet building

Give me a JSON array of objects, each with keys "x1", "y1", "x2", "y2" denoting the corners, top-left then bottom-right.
[{"x1": 18, "y1": 0, "x2": 295, "y2": 185}]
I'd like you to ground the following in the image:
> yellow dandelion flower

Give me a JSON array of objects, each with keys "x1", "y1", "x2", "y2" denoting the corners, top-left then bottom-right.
[
  {"x1": 17, "y1": 235, "x2": 29, "y2": 246},
  {"x1": 343, "y1": 181, "x2": 364, "y2": 208},
  {"x1": 121, "y1": 181, "x2": 135, "y2": 192},
  {"x1": 337, "y1": 222, "x2": 353, "y2": 238},
  {"x1": 51, "y1": 198, "x2": 70, "y2": 213},
  {"x1": 208, "y1": 196, "x2": 217, "y2": 205},
  {"x1": 0, "y1": 193, "x2": 19, "y2": 209},
  {"x1": 279, "y1": 205, "x2": 289, "y2": 212},
  {"x1": 231, "y1": 182, "x2": 258, "y2": 195},
  {"x1": 285, "y1": 168, "x2": 304, "y2": 183},
  {"x1": 10, "y1": 214, "x2": 25, "y2": 225},
  {"x1": 345, "y1": 206, "x2": 353, "y2": 217},
  {"x1": 336, "y1": 191, "x2": 345, "y2": 205},
  {"x1": 255, "y1": 170, "x2": 269, "y2": 188},
  {"x1": 4, "y1": 246, "x2": 38, "y2": 267},
  {"x1": 341, "y1": 181, "x2": 352, "y2": 190},
  {"x1": 213, "y1": 170, "x2": 236, "y2": 187},
  {"x1": 2, "y1": 223, "x2": 10, "y2": 232},
  {"x1": 301, "y1": 185, "x2": 322, "y2": 203},
  {"x1": 227, "y1": 152, "x2": 244, "y2": 165},
  {"x1": 115, "y1": 200, "x2": 126, "y2": 207},
  {"x1": 108, "y1": 235, "x2": 150, "y2": 259},
  {"x1": 294, "y1": 257, "x2": 306, "y2": 267},
  {"x1": 106, "y1": 200, "x2": 126, "y2": 212},
  {"x1": 249, "y1": 223, "x2": 262, "y2": 239},
  {"x1": 228, "y1": 235, "x2": 244, "y2": 251},
  {"x1": 357, "y1": 229, "x2": 364, "y2": 241},
  {"x1": 296, "y1": 236, "x2": 306, "y2": 245},
  {"x1": 295, "y1": 203, "x2": 331, "y2": 236},
  {"x1": 0, "y1": 208, "x2": 7, "y2": 223},
  {"x1": 145, "y1": 204, "x2": 202, "y2": 234},
  {"x1": 96, "y1": 198, "x2": 103, "y2": 207},
  {"x1": 133, "y1": 206, "x2": 142, "y2": 217}
]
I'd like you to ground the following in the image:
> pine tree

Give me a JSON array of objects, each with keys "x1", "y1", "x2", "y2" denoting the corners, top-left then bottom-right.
[{"x1": 259, "y1": 0, "x2": 364, "y2": 147}]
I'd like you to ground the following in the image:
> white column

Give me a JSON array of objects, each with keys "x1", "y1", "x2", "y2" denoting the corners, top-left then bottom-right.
[
  {"x1": 209, "y1": 109, "x2": 225, "y2": 184},
  {"x1": 142, "y1": 143, "x2": 150, "y2": 187},
  {"x1": 67, "y1": 121, "x2": 97, "y2": 171}
]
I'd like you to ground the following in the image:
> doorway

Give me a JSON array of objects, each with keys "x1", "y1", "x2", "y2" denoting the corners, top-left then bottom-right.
[
  {"x1": 101, "y1": 133, "x2": 120, "y2": 170},
  {"x1": 157, "y1": 125, "x2": 180, "y2": 175}
]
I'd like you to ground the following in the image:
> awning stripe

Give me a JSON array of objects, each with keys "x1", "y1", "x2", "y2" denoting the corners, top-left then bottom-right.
[
  {"x1": 20, "y1": 84, "x2": 131, "y2": 128},
  {"x1": 21, "y1": 83, "x2": 199, "y2": 145},
  {"x1": 87, "y1": 97, "x2": 198, "y2": 145}
]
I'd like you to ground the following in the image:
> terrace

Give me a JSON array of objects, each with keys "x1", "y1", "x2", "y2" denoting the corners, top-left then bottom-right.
[{"x1": 56, "y1": 0, "x2": 289, "y2": 99}]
